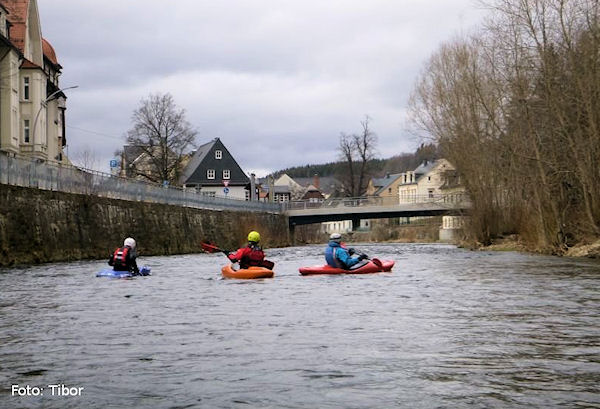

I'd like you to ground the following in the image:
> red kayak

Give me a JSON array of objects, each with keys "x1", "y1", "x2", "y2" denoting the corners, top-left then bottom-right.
[{"x1": 299, "y1": 259, "x2": 394, "y2": 276}]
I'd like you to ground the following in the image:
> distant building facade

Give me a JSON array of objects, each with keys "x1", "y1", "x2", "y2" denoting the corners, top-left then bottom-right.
[
  {"x1": 398, "y1": 159, "x2": 461, "y2": 203},
  {"x1": 179, "y1": 137, "x2": 250, "y2": 200},
  {"x1": 0, "y1": 0, "x2": 70, "y2": 163}
]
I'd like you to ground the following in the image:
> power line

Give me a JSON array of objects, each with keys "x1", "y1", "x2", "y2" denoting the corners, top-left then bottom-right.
[{"x1": 67, "y1": 125, "x2": 124, "y2": 141}]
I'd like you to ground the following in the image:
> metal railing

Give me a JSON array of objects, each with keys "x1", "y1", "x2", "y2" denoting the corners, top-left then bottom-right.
[
  {"x1": 282, "y1": 193, "x2": 471, "y2": 211},
  {"x1": 0, "y1": 152, "x2": 282, "y2": 213}
]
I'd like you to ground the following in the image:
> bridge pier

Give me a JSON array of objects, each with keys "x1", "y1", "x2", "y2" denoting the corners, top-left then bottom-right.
[
  {"x1": 351, "y1": 216, "x2": 361, "y2": 231},
  {"x1": 289, "y1": 221, "x2": 296, "y2": 245}
]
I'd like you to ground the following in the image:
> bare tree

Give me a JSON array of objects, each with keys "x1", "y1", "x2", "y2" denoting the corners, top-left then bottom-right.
[
  {"x1": 409, "y1": 0, "x2": 600, "y2": 252},
  {"x1": 126, "y1": 93, "x2": 197, "y2": 185},
  {"x1": 72, "y1": 146, "x2": 100, "y2": 171},
  {"x1": 337, "y1": 116, "x2": 378, "y2": 197}
]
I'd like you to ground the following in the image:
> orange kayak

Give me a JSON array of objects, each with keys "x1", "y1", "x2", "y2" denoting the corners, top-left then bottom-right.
[{"x1": 221, "y1": 264, "x2": 274, "y2": 279}]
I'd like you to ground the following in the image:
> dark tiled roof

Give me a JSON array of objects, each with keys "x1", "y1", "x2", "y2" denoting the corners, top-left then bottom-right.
[
  {"x1": 370, "y1": 173, "x2": 402, "y2": 195},
  {"x1": 179, "y1": 137, "x2": 250, "y2": 186},
  {"x1": 122, "y1": 145, "x2": 145, "y2": 164}
]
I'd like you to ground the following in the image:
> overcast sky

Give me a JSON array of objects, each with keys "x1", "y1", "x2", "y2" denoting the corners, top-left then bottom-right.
[{"x1": 37, "y1": 0, "x2": 485, "y2": 176}]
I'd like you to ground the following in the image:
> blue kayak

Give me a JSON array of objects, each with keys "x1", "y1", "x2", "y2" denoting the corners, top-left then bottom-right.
[{"x1": 96, "y1": 266, "x2": 151, "y2": 278}]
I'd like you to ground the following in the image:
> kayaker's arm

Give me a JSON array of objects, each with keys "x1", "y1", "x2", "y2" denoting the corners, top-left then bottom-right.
[
  {"x1": 336, "y1": 247, "x2": 361, "y2": 269},
  {"x1": 228, "y1": 247, "x2": 248, "y2": 262}
]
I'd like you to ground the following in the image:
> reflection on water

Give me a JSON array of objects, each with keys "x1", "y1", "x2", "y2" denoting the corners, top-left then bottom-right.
[{"x1": 1, "y1": 244, "x2": 599, "y2": 408}]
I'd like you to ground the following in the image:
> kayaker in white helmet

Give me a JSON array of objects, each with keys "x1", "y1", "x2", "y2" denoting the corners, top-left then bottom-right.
[{"x1": 108, "y1": 237, "x2": 140, "y2": 275}]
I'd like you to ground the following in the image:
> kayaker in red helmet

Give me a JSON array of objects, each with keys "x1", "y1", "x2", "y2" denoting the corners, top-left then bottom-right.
[
  {"x1": 325, "y1": 233, "x2": 367, "y2": 269},
  {"x1": 228, "y1": 231, "x2": 274, "y2": 269}
]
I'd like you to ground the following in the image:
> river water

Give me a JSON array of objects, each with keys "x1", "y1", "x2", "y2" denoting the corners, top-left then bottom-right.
[{"x1": 0, "y1": 243, "x2": 599, "y2": 409}]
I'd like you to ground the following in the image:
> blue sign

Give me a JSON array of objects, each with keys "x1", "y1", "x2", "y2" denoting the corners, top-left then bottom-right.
[
  {"x1": 223, "y1": 187, "x2": 230, "y2": 194},
  {"x1": 109, "y1": 159, "x2": 118, "y2": 168}
]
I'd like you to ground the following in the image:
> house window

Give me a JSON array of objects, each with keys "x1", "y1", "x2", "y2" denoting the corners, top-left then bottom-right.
[
  {"x1": 428, "y1": 189, "x2": 434, "y2": 198},
  {"x1": 207, "y1": 169, "x2": 215, "y2": 179},
  {"x1": 215, "y1": 150, "x2": 222, "y2": 159},
  {"x1": 245, "y1": 190, "x2": 250, "y2": 201},
  {"x1": 223, "y1": 169, "x2": 230, "y2": 179},
  {"x1": 428, "y1": 176, "x2": 431, "y2": 181},
  {"x1": 23, "y1": 119, "x2": 30, "y2": 143},
  {"x1": 23, "y1": 77, "x2": 30, "y2": 100},
  {"x1": 388, "y1": 188, "x2": 392, "y2": 194}
]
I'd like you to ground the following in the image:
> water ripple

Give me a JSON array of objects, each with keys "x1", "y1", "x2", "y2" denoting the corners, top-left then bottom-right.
[{"x1": 1, "y1": 244, "x2": 599, "y2": 408}]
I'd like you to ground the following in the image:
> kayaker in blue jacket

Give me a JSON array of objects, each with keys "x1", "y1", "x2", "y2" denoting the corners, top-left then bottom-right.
[{"x1": 325, "y1": 233, "x2": 367, "y2": 269}]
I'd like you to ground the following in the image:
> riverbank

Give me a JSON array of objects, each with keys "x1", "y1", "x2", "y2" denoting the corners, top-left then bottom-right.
[
  {"x1": 460, "y1": 234, "x2": 600, "y2": 259},
  {"x1": 0, "y1": 184, "x2": 290, "y2": 266}
]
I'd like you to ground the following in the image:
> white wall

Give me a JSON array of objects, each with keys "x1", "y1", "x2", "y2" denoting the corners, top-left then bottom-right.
[{"x1": 200, "y1": 185, "x2": 247, "y2": 200}]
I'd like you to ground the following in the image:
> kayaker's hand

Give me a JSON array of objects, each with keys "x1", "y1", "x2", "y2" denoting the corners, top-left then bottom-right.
[
  {"x1": 348, "y1": 248, "x2": 356, "y2": 255},
  {"x1": 358, "y1": 254, "x2": 368, "y2": 261}
]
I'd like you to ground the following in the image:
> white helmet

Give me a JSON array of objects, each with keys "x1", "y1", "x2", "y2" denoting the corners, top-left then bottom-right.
[
  {"x1": 329, "y1": 233, "x2": 342, "y2": 242},
  {"x1": 124, "y1": 237, "x2": 136, "y2": 248}
]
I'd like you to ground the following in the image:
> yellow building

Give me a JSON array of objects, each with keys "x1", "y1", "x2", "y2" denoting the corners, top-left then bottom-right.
[{"x1": 0, "y1": 0, "x2": 70, "y2": 163}]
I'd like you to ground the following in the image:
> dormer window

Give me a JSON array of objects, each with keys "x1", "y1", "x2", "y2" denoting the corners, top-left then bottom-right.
[{"x1": 215, "y1": 150, "x2": 222, "y2": 159}]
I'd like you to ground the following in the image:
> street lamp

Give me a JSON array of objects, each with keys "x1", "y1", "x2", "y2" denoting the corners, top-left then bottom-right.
[{"x1": 31, "y1": 85, "x2": 79, "y2": 154}]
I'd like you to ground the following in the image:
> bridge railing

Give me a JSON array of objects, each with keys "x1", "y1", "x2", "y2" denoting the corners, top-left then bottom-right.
[
  {"x1": 282, "y1": 193, "x2": 470, "y2": 211},
  {"x1": 0, "y1": 152, "x2": 282, "y2": 213}
]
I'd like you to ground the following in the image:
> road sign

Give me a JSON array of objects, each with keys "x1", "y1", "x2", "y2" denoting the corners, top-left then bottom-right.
[
  {"x1": 223, "y1": 187, "x2": 230, "y2": 195},
  {"x1": 110, "y1": 159, "x2": 118, "y2": 168},
  {"x1": 223, "y1": 180, "x2": 229, "y2": 187}
]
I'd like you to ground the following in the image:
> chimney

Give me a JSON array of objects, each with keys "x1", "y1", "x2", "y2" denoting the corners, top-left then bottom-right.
[
  {"x1": 250, "y1": 173, "x2": 256, "y2": 201},
  {"x1": 313, "y1": 173, "x2": 320, "y2": 189}
]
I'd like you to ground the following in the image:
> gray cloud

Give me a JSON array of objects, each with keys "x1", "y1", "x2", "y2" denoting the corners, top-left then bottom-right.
[{"x1": 38, "y1": 0, "x2": 484, "y2": 175}]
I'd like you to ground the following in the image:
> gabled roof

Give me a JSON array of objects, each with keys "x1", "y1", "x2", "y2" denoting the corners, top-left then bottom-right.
[
  {"x1": 274, "y1": 174, "x2": 301, "y2": 188},
  {"x1": 293, "y1": 176, "x2": 338, "y2": 195},
  {"x1": 178, "y1": 139, "x2": 218, "y2": 183},
  {"x1": 371, "y1": 173, "x2": 402, "y2": 195},
  {"x1": 122, "y1": 145, "x2": 145, "y2": 164},
  {"x1": 20, "y1": 58, "x2": 41, "y2": 69},
  {"x1": 179, "y1": 137, "x2": 249, "y2": 186},
  {"x1": 413, "y1": 160, "x2": 436, "y2": 175}
]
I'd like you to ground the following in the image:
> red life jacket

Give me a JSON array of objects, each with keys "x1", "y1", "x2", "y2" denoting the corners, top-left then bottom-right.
[
  {"x1": 242, "y1": 244, "x2": 265, "y2": 267},
  {"x1": 112, "y1": 246, "x2": 130, "y2": 270}
]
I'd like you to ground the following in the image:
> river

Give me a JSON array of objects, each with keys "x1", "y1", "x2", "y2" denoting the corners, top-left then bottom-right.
[{"x1": 1, "y1": 243, "x2": 599, "y2": 409}]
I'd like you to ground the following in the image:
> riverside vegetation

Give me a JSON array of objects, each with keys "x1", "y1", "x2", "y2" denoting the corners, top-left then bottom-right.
[{"x1": 409, "y1": 0, "x2": 600, "y2": 256}]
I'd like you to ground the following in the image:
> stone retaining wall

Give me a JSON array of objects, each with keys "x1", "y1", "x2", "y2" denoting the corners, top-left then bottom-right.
[{"x1": 0, "y1": 184, "x2": 290, "y2": 266}]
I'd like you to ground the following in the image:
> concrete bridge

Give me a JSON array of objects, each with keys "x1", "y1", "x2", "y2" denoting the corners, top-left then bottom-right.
[{"x1": 282, "y1": 194, "x2": 470, "y2": 228}]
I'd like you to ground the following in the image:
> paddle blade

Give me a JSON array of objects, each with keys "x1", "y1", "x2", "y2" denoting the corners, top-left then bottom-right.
[
  {"x1": 201, "y1": 242, "x2": 223, "y2": 253},
  {"x1": 261, "y1": 260, "x2": 275, "y2": 270}
]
